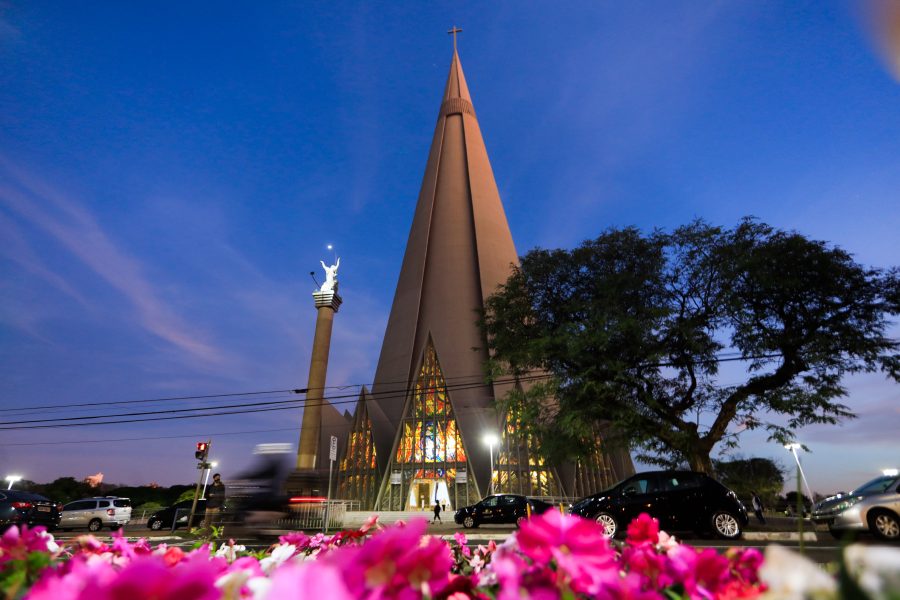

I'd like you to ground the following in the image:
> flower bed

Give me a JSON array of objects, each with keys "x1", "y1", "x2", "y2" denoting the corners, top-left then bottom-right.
[{"x1": 1, "y1": 511, "x2": 897, "y2": 599}]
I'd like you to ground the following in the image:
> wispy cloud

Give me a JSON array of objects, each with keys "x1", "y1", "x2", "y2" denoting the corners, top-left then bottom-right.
[{"x1": 0, "y1": 157, "x2": 228, "y2": 366}]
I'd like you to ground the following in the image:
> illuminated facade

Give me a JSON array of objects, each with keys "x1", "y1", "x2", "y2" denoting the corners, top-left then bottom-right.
[
  {"x1": 333, "y1": 46, "x2": 634, "y2": 510},
  {"x1": 377, "y1": 340, "x2": 480, "y2": 510}
]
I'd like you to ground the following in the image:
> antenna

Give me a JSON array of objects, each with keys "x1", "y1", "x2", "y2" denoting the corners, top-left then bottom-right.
[{"x1": 310, "y1": 271, "x2": 320, "y2": 289}]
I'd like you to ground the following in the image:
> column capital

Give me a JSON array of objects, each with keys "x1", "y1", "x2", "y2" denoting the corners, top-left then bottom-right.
[{"x1": 312, "y1": 290, "x2": 342, "y2": 312}]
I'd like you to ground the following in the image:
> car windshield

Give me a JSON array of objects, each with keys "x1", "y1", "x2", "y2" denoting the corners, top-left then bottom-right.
[{"x1": 850, "y1": 475, "x2": 899, "y2": 496}]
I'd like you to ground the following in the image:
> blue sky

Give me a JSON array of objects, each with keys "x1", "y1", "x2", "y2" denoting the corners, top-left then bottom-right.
[{"x1": 1, "y1": 2, "x2": 898, "y2": 495}]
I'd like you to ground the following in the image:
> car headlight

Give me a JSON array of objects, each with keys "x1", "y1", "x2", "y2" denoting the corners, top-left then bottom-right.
[{"x1": 833, "y1": 496, "x2": 863, "y2": 513}]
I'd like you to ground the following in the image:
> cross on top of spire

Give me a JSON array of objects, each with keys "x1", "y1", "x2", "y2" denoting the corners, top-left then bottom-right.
[{"x1": 447, "y1": 26, "x2": 462, "y2": 52}]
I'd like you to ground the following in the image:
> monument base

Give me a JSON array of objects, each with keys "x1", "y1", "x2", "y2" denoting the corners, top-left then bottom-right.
[{"x1": 284, "y1": 468, "x2": 331, "y2": 498}]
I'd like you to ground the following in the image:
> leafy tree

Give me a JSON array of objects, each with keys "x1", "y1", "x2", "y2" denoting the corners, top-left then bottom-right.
[
  {"x1": 29, "y1": 477, "x2": 94, "y2": 504},
  {"x1": 482, "y1": 220, "x2": 899, "y2": 473},
  {"x1": 714, "y1": 457, "x2": 785, "y2": 506}
]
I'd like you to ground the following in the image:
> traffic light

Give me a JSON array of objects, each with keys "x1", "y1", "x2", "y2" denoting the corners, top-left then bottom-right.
[{"x1": 195, "y1": 442, "x2": 209, "y2": 461}]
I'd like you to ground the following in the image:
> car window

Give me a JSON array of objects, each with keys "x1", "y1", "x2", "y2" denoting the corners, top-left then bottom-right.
[
  {"x1": 501, "y1": 496, "x2": 519, "y2": 505},
  {"x1": 620, "y1": 476, "x2": 656, "y2": 495},
  {"x1": 662, "y1": 474, "x2": 700, "y2": 491},
  {"x1": 65, "y1": 500, "x2": 96, "y2": 511},
  {"x1": 97, "y1": 500, "x2": 110, "y2": 508},
  {"x1": 481, "y1": 497, "x2": 499, "y2": 507},
  {"x1": 852, "y1": 476, "x2": 899, "y2": 495},
  {"x1": 113, "y1": 499, "x2": 131, "y2": 508}
]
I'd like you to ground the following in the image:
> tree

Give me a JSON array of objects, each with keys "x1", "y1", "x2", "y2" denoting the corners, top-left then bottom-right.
[
  {"x1": 714, "y1": 457, "x2": 785, "y2": 506},
  {"x1": 482, "y1": 220, "x2": 899, "y2": 473}
]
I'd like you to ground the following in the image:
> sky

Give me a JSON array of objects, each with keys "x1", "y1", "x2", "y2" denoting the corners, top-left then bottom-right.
[{"x1": 1, "y1": 1, "x2": 898, "y2": 496}]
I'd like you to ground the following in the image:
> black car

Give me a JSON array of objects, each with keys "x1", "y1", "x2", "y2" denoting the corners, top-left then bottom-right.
[
  {"x1": 147, "y1": 499, "x2": 206, "y2": 531},
  {"x1": 570, "y1": 470, "x2": 749, "y2": 540},
  {"x1": 0, "y1": 490, "x2": 62, "y2": 532},
  {"x1": 454, "y1": 494, "x2": 554, "y2": 528}
]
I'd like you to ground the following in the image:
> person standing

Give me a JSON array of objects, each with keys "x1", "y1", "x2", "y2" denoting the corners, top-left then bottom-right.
[
  {"x1": 432, "y1": 501, "x2": 442, "y2": 524},
  {"x1": 751, "y1": 491, "x2": 766, "y2": 524},
  {"x1": 204, "y1": 473, "x2": 226, "y2": 529}
]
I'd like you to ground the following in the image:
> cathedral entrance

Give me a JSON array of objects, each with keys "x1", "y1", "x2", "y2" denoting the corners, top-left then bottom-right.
[{"x1": 407, "y1": 478, "x2": 452, "y2": 511}]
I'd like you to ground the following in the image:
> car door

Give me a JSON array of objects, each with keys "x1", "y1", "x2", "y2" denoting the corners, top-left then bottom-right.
[
  {"x1": 478, "y1": 496, "x2": 500, "y2": 524},
  {"x1": 657, "y1": 473, "x2": 702, "y2": 531},
  {"x1": 612, "y1": 474, "x2": 661, "y2": 526},
  {"x1": 498, "y1": 495, "x2": 522, "y2": 523},
  {"x1": 62, "y1": 500, "x2": 95, "y2": 527}
]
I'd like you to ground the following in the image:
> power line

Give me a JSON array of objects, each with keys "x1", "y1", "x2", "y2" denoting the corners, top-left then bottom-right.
[
  {"x1": 0, "y1": 373, "x2": 552, "y2": 431},
  {"x1": 0, "y1": 427, "x2": 300, "y2": 447},
  {"x1": 0, "y1": 352, "x2": 786, "y2": 431}
]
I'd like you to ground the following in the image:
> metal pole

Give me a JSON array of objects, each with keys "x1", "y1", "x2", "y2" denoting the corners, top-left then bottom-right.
[
  {"x1": 489, "y1": 443, "x2": 494, "y2": 495},
  {"x1": 188, "y1": 439, "x2": 210, "y2": 530},
  {"x1": 323, "y1": 457, "x2": 334, "y2": 533},
  {"x1": 201, "y1": 468, "x2": 212, "y2": 500},
  {"x1": 790, "y1": 447, "x2": 815, "y2": 505}
]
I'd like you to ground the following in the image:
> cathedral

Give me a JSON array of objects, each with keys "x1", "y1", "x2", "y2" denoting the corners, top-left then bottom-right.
[{"x1": 308, "y1": 45, "x2": 634, "y2": 511}]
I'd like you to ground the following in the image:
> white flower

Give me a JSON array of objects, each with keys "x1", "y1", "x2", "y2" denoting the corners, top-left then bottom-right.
[
  {"x1": 259, "y1": 543, "x2": 298, "y2": 574},
  {"x1": 759, "y1": 545, "x2": 837, "y2": 600},
  {"x1": 844, "y1": 544, "x2": 900, "y2": 600},
  {"x1": 215, "y1": 542, "x2": 247, "y2": 563}
]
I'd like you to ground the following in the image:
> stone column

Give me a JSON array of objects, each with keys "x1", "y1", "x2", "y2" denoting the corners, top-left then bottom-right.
[{"x1": 296, "y1": 290, "x2": 342, "y2": 469}]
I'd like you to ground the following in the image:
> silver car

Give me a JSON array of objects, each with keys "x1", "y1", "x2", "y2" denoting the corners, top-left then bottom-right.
[
  {"x1": 812, "y1": 474, "x2": 899, "y2": 541},
  {"x1": 60, "y1": 496, "x2": 132, "y2": 532}
]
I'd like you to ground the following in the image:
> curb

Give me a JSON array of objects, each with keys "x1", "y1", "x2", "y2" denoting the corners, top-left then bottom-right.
[{"x1": 743, "y1": 531, "x2": 818, "y2": 541}]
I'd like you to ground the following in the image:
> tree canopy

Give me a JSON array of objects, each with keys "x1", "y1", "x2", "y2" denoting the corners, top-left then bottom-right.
[{"x1": 482, "y1": 219, "x2": 899, "y2": 473}]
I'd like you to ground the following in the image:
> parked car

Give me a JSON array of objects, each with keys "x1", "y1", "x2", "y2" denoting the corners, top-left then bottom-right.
[
  {"x1": 570, "y1": 470, "x2": 749, "y2": 540},
  {"x1": 0, "y1": 490, "x2": 62, "y2": 532},
  {"x1": 147, "y1": 499, "x2": 206, "y2": 531},
  {"x1": 60, "y1": 496, "x2": 132, "y2": 532},
  {"x1": 812, "y1": 473, "x2": 900, "y2": 541},
  {"x1": 454, "y1": 494, "x2": 554, "y2": 528}
]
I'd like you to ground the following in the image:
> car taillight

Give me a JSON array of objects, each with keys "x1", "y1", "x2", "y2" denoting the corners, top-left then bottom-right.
[
  {"x1": 107, "y1": 509, "x2": 115, "y2": 516},
  {"x1": 12, "y1": 502, "x2": 32, "y2": 509}
]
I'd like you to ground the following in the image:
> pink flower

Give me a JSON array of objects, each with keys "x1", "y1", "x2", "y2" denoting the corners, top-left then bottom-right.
[
  {"x1": 163, "y1": 547, "x2": 186, "y2": 566},
  {"x1": 278, "y1": 531, "x2": 310, "y2": 549},
  {"x1": 516, "y1": 509, "x2": 618, "y2": 595},
  {"x1": 29, "y1": 555, "x2": 221, "y2": 600},
  {"x1": 263, "y1": 561, "x2": 353, "y2": 600},
  {"x1": 0, "y1": 525, "x2": 59, "y2": 563},
  {"x1": 334, "y1": 518, "x2": 451, "y2": 598},
  {"x1": 626, "y1": 513, "x2": 660, "y2": 546}
]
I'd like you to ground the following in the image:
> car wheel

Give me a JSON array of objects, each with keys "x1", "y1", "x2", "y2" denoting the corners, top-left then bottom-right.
[
  {"x1": 149, "y1": 519, "x2": 163, "y2": 531},
  {"x1": 594, "y1": 512, "x2": 618, "y2": 538},
  {"x1": 463, "y1": 515, "x2": 477, "y2": 529},
  {"x1": 868, "y1": 510, "x2": 900, "y2": 541},
  {"x1": 88, "y1": 519, "x2": 102, "y2": 532},
  {"x1": 711, "y1": 511, "x2": 742, "y2": 540}
]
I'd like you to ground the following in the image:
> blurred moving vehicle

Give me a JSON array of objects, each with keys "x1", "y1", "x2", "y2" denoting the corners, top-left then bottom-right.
[
  {"x1": 570, "y1": 470, "x2": 748, "y2": 540},
  {"x1": 0, "y1": 490, "x2": 62, "y2": 532},
  {"x1": 812, "y1": 473, "x2": 900, "y2": 541},
  {"x1": 60, "y1": 496, "x2": 132, "y2": 532},
  {"x1": 454, "y1": 494, "x2": 554, "y2": 528},
  {"x1": 146, "y1": 499, "x2": 206, "y2": 531}
]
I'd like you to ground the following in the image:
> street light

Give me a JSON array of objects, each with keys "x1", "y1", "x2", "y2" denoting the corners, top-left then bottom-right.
[
  {"x1": 784, "y1": 443, "x2": 815, "y2": 506},
  {"x1": 5, "y1": 475, "x2": 22, "y2": 490},
  {"x1": 201, "y1": 461, "x2": 219, "y2": 500},
  {"x1": 883, "y1": 468, "x2": 899, "y2": 477},
  {"x1": 484, "y1": 434, "x2": 498, "y2": 495}
]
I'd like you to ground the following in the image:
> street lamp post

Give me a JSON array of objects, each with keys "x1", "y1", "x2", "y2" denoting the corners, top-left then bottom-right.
[
  {"x1": 483, "y1": 434, "x2": 498, "y2": 495},
  {"x1": 784, "y1": 443, "x2": 815, "y2": 504},
  {"x1": 5, "y1": 475, "x2": 22, "y2": 490},
  {"x1": 784, "y1": 442, "x2": 814, "y2": 552},
  {"x1": 201, "y1": 462, "x2": 219, "y2": 500}
]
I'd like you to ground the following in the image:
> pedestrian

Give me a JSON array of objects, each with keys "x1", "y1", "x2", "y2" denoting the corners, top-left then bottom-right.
[
  {"x1": 432, "y1": 501, "x2": 442, "y2": 524},
  {"x1": 751, "y1": 491, "x2": 766, "y2": 525},
  {"x1": 204, "y1": 473, "x2": 226, "y2": 529}
]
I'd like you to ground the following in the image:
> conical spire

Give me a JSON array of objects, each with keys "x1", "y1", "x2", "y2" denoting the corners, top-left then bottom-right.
[{"x1": 368, "y1": 48, "x2": 519, "y2": 498}]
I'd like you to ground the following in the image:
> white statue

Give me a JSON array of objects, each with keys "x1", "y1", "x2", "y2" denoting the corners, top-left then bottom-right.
[{"x1": 320, "y1": 257, "x2": 340, "y2": 292}]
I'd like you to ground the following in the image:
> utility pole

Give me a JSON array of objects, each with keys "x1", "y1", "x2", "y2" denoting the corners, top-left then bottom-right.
[{"x1": 189, "y1": 440, "x2": 210, "y2": 530}]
